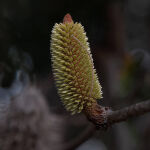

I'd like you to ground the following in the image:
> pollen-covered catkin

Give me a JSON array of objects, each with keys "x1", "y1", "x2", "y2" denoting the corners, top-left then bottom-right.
[{"x1": 50, "y1": 14, "x2": 102, "y2": 114}]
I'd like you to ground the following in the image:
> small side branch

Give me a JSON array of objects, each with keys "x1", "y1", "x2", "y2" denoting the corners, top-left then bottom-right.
[{"x1": 107, "y1": 99, "x2": 150, "y2": 125}]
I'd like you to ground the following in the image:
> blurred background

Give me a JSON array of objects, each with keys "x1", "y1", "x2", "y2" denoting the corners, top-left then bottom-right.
[{"x1": 0, "y1": 0, "x2": 150, "y2": 150}]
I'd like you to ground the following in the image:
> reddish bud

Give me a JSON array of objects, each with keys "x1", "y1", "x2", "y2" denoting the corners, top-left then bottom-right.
[{"x1": 63, "y1": 13, "x2": 73, "y2": 23}]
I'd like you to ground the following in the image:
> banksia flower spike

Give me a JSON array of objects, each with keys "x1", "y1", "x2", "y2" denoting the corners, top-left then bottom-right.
[{"x1": 50, "y1": 14, "x2": 102, "y2": 115}]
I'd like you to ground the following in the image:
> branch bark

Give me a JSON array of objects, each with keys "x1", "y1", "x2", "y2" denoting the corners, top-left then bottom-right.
[
  {"x1": 107, "y1": 99, "x2": 150, "y2": 125},
  {"x1": 61, "y1": 100, "x2": 150, "y2": 150},
  {"x1": 85, "y1": 99, "x2": 150, "y2": 129}
]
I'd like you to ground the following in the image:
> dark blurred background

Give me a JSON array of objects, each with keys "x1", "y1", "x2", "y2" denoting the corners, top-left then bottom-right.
[{"x1": 0, "y1": 0, "x2": 150, "y2": 150}]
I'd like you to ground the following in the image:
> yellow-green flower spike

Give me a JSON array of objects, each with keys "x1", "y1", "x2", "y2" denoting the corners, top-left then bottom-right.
[{"x1": 50, "y1": 14, "x2": 102, "y2": 114}]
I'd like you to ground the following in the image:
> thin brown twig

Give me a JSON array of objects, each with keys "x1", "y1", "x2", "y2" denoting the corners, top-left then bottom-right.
[
  {"x1": 107, "y1": 99, "x2": 150, "y2": 125},
  {"x1": 62, "y1": 123, "x2": 95, "y2": 150}
]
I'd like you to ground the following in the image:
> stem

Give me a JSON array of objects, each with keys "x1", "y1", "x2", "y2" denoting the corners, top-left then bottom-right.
[
  {"x1": 107, "y1": 99, "x2": 150, "y2": 125},
  {"x1": 85, "y1": 100, "x2": 150, "y2": 128}
]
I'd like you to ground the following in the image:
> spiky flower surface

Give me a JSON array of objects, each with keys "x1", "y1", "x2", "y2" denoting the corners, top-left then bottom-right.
[{"x1": 51, "y1": 14, "x2": 102, "y2": 114}]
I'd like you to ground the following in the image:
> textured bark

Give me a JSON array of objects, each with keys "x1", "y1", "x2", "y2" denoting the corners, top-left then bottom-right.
[
  {"x1": 84, "y1": 102, "x2": 109, "y2": 129},
  {"x1": 84, "y1": 100, "x2": 150, "y2": 128}
]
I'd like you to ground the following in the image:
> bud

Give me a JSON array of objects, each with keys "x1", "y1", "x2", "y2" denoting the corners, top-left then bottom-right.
[{"x1": 50, "y1": 14, "x2": 102, "y2": 114}]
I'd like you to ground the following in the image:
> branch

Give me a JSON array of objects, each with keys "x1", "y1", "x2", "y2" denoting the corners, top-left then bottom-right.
[
  {"x1": 85, "y1": 99, "x2": 150, "y2": 129},
  {"x1": 60, "y1": 100, "x2": 150, "y2": 150},
  {"x1": 107, "y1": 99, "x2": 150, "y2": 125},
  {"x1": 62, "y1": 124, "x2": 95, "y2": 150}
]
